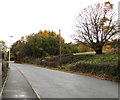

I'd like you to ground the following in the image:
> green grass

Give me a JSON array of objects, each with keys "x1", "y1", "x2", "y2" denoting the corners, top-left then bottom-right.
[
  {"x1": 63, "y1": 53, "x2": 118, "y2": 68},
  {"x1": 82, "y1": 53, "x2": 118, "y2": 65},
  {"x1": 68, "y1": 52, "x2": 118, "y2": 64},
  {"x1": 61, "y1": 52, "x2": 119, "y2": 79}
]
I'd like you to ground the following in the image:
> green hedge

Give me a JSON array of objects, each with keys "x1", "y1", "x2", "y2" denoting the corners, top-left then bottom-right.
[
  {"x1": 15, "y1": 53, "x2": 119, "y2": 80},
  {"x1": 70, "y1": 62, "x2": 119, "y2": 79}
]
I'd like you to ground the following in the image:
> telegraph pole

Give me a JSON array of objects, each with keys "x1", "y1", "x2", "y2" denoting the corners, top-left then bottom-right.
[{"x1": 59, "y1": 29, "x2": 62, "y2": 67}]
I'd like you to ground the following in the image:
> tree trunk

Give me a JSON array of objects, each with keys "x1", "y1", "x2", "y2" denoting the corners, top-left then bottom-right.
[{"x1": 95, "y1": 48, "x2": 103, "y2": 54}]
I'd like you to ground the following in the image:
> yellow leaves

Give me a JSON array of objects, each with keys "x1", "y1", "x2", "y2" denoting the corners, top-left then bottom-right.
[
  {"x1": 105, "y1": 45, "x2": 111, "y2": 48},
  {"x1": 77, "y1": 44, "x2": 92, "y2": 52},
  {"x1": 103, "y1": 29, "x2": 108, "y2": 33},
  {"x1": 100, "y1": 17, "x2": 110, "y2": 23},
  {"x1": 43, "y1": 30, "x2": 49, "y2": 37},
  {"x1": 96, "y1": 3, "x2": 100, "y2": 8},
  {"x1": 103, "y1": 25, "x2": 115, "y2": 33},
  {"x1": 39, "y1": 30, "x2": 58, "y2": 38},
  {"x1": 16, "y1": 51, "x2": 20, "y2": 56},
  {"x1": 0, "y1": 40, "x2": 5, "y2": 44},
  {"x1": 103, "y1": 1, "x2": 113, "y2": 15},
  {"x1": 103, "y1": 26, "x2": 109, "y2": 29},
  {"x1": 103, "y1": 26, "x2": 109, "y2": 33},
  {"x1": 105, "y1": 1, "x2": 110, "y2": 6},
  {"x1": 103, "y1": 44, "x2": 111, "y2": 51},
  {"x1": 38, "y1": 48, "x2": 43, "y2": 51}
]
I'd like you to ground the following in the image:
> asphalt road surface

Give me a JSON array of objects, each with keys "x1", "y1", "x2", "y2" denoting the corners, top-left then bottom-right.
[{"x1": 11, "y1": 62, "x2": 118, "y2": 98}]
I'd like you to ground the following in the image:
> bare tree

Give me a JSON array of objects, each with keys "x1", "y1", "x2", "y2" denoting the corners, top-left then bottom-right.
[{"x1": 74, "y1": 2, "x2": 119, "y2": 54}]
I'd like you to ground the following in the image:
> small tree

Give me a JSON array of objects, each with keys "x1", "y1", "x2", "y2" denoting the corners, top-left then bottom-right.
[{"x1": 74, "y1": 2, "x2": 119, "y2": 54}]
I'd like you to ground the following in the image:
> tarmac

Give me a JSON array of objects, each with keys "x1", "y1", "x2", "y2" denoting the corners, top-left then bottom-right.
[
  {"x1": 1, "y1": 62, "x2": 118, "y2": 100},
  {"x1": 2, "y1": 63, "x2": 39, "y2": 100},
  {"x1": 15, "y1": 63, "x2": 118, "y2": 98}
]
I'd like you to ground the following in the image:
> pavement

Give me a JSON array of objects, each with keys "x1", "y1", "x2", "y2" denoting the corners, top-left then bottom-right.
[
  {"x1": 2, "y1": 63, "x2": 39, "y2": 99},
  {"x1": 12, "y1": 62, "x2": 118, "y2": 98}
]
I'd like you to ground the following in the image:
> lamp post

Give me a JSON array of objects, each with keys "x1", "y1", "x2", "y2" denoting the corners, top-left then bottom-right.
[
  {"x1": 9, "y1": 36, "x2": 13, "y2": 66},
  {"x1": 59, "y1": 29, "x2": 62, "y2": 67}
]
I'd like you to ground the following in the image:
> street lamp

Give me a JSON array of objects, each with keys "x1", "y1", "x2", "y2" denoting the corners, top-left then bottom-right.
[{"x1": 9, "y1": 36, "x2": 13, "y2": 66}]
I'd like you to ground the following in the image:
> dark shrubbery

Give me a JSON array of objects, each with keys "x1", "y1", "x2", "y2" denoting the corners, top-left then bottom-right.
[
  {"x1": 15, "y1": 52, "x2": 119, "y2": 80},
  {"x1": 70, "y1": 63, "x2": 118, "y2": 79}
]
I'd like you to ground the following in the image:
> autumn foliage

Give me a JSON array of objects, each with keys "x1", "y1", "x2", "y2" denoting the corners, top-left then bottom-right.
[{"x1": 74, "y1": 2, "x2": 118, "y2": 54}]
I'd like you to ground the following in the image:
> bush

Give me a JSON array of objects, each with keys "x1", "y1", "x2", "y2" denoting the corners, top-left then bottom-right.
[
  {"x1": 15, "y1": 52, "x2": 119, "y2": 80},
  {"x1": 70, "y1": 62, "x2": 118, "y2": 79}
]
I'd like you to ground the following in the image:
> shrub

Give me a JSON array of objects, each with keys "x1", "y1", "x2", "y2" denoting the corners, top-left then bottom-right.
[{"x1": 70, "y1": 62, "x2": 118, "y2": 79}]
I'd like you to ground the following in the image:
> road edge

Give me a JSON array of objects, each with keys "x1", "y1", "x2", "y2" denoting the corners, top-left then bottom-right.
[
  {"x1": 0, "y1": 68, "x2": 9, "y2": 99},
  {"x1": 14, "y1": 64, "x2": 42, "y2": 100}
]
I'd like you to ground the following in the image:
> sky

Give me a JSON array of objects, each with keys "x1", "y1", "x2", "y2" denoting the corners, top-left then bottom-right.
[{"x1": 0, "y1": 0, "x2": 119, "y2": 47}]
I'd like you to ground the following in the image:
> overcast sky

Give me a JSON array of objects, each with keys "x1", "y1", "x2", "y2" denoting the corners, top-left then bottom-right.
[{"x1": 0, "y1": 0, "x2": 119, "y2": 46}]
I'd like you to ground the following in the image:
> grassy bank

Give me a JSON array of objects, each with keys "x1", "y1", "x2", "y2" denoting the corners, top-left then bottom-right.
[{"x1": 15, "y1": 52, "x2": 119, "y2": 81}]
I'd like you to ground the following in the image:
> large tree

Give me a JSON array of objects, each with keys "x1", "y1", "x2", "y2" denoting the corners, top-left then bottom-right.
[
  {"x1": 11, "y1": 30, "x2": 65, "y2": 59},
  {"x1": 74, "y1": 2, "x2": 119, "y2": 54}
]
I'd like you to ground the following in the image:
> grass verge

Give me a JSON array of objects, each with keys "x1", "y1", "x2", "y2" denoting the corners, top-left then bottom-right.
[{"x1": 15, "y1": 52, "x2": 119, "y2": 82}]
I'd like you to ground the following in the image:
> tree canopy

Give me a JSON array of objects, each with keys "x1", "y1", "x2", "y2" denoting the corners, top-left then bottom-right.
[
  {"x1": 11, "y1": 30, "x2": 65, "y2": 59},
  {"x1": 74, "y1": 1, "x2": 119, "y2": 54},
  {"x1": 0, "y1": 40, "x2": 6, "y2": 52}
]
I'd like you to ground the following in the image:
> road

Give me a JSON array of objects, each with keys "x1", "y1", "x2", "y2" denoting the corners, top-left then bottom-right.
[{"x1": 11, "y1": 62, "x2": 118, "y2": 98}]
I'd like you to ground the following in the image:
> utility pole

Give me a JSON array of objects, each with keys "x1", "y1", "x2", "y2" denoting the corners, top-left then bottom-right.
[
  {"x1": 59, "y1": 29, "x2": 62, "y2": 67},
  {"x1": 9, "y1": 36, "x2": 13, "y2": 66}
]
